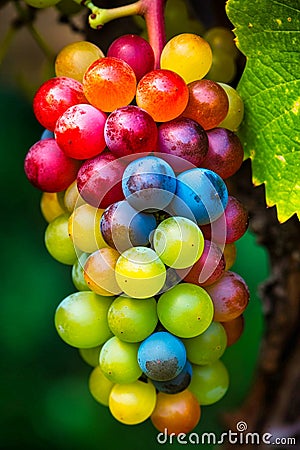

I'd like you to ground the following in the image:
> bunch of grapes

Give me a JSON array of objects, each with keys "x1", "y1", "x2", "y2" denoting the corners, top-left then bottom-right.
[{"x1": 24, "y1": 32, "x2": 249, "y2": 435}]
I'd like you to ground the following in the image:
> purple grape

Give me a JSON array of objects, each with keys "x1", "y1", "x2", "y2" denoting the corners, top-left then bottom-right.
[
  {"x1": 77, "y1": 150, "x2": 125, "y2": 208},
  {"x1": 100, "y1": 200, "x2": 157, "y2": 252},
  {"x1": 104, "y1": 105, "x2": 158, "y2": 158},
  {"x1": 202, "y1": 127, "x2": 244, "y2": 179},
  {"x1": 157, "y1": 117, "x2": 208, "y2": 172},
  {"x1": 107, "y1": 34, "x2": 155, "y2": 82},
  {"x1": 122, "y1": 155, "x2": 177, "y2": 212}
]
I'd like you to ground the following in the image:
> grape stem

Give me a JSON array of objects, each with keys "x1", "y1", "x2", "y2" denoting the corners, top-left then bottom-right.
[{"x1": 78, "y1": 0, "x2": 166, "y2": 68}]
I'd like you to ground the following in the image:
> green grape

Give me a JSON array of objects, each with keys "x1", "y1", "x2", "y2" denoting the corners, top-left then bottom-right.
[
  {"x1": 99, "y1": 336, "x2": 142, "y2": 383},
  {"x1": 107, "y1": 296, "x2": 158, "y2": 343},
  {"x1": 45, "y1": 213, "x2": 77, "y2": 265},
  {"x1": 56, "y1": 0, "x2": 83, "y2": 15},
  {"x1": 109, "y1": 380, "x2": 156, "y2": 425},
  {"x1": 79, "y1": 345, "x2": 102, "y2": 367},
  {"x1": 89, "y1": 365, "x2": 114, "y2": 406},
  {"x1": 24, "y1": 0, "x2": 60, "y2": 8},
  {"x1": 206, "y1": 49, "x2": 236, "y2": 83},
  {"x1": 72, "y1": 253, "x2": 90, "y2": 291},
  {"x1": 204, "y1": 26, "x2": 239, "y2": 59},
  {"x1": 68, "y1": 204, "x2": 108, "y2": 254},
  {"x1": 55, "y1": 41, "x2": 104, "y2": 83},
  {"x1": 115, "y1": 247, "x2": 166, "y2": 299},
  {"x1": 157, "y1": 283, "x2": 214, "y2": 338},
  {"x1": 54, "y1": 291, "x2": 114, "y2": 348},
  {"x1": 182, "y1": 322, "x2": 227, "y2": 365},
  {"x1": 189, "y1": 360, "x2": 229, "y2": 405},
  {"x1": 153, "y1": 216, "x2": 204, "y2": 269},
  {"x1": 218, "y1": 83, "x2": 245, "y2": 131},
  {"x1": 160, "y1": 33, "x2": 212, "y2": 83}
]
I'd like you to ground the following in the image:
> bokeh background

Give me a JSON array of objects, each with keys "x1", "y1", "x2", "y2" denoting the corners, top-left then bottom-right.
[{"x1": 0, "y1": 2, "x2": 269, "y2": 449}]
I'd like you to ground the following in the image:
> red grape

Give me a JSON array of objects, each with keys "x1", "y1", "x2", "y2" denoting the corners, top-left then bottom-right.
[
  {"x1": 55, "y1": 103, "x2": 107, "y2": 159},
  {"x1": 33, "y1": 76, "x2": 87, "y2": 131}
]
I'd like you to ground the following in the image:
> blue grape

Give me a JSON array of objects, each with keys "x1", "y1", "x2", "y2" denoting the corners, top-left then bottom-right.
[
  {"x1": 152, "y1": 360, "x2": 192, "y2": 394},
  {"x1": 138, "y1": 331, "x2": 186, "y2": 381},
  {"x1": 122, "y1": 156, "x2": 177, "y2": 212},
  {"x1": 41, "y1": 129, "x2": 54, "y2": 140},
  {"x1": 170, "y1": 168, "x2": 228, "y2": 225}
]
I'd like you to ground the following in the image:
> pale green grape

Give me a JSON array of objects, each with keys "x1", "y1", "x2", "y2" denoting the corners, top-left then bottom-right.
[
  {"x1": 45, "y1": 213, "x2": 77, "y2": 265},
  {"x1": 189, "y1": 360, "x2": 229, "y2": 405},
  {"x1": 182, "y1": 322, "x2": 227, "y2": 365},
  {"x1": 153, "y1": 216, "x2": 204, "y2": 269},
  {"x1": 218, "y1": 83, "x2": 245, "y2": 131},
  {"x1": 89, "y1": 365, "x2": 114, "y2": 406},
  {"x1": 157, "y1": 283, "x2": 214, "y2": 338},
  {"x1": 24, "y1": 0, "x2": 60, "y2": 8},
  {"x1": 99, "y1": 336, "x2": 142, "y2": 383},
  {"x1": 109, "y1": 380, "x2": 156, "y2": 425},
  {"x1": 206, "y1": 49, "x2": 236, "y2": 83},
  {"x1": 79, "y1": 345, "x2": 102, "y2": 367},
  {"x1": 54, "y1": 291, "x2": 114, "y2": 348},
  {"x1": 115, "y1": 247, "x2": 166, "y2": 299},
  {"x1": 204, "y1": 27, "x2": 239, "y2": 59},
  {"x1": 72, "y1": 253, "x2": 90, "y2": 291},
  {"x1": 107, "y1": 296, "x2": 158, "y2": 343},
  {"x1": 160, "y1": 33, "x2": 212, "y2": 83}
]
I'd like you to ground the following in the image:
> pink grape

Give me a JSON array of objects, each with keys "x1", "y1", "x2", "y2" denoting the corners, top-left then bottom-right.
[
  {"x1": 107, "y1": 34, "x2": 155, "y2": 82},
  {"x1": 177, "y1": 239, "x2": 226, "y2": 287},
  {"x1": 104, "y1": 105, "x2": 158, "y2": 158},
  {"x1": 205, "y1": 271, "x2": 250, "y2": 322},
  {"x1": 33, "y1": 76, "x2": 87, "y2": 131},
  {"x1": 55, "y1": 104, "x2": 107, "y2": 159},
  {"x1": 77, "y1": 150, "x2": 125, "y2": 208},
  {"x1": 201, "y1": 196, "x2": 249, "y2": 244},
  {"x1": 24, "y1": 138, "x2": 81, "y2": 192}
]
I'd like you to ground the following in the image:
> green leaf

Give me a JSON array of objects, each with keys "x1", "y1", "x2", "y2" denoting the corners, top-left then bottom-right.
[{"x1": 226, "y1": 0, "x2": 300, "y2": 222}]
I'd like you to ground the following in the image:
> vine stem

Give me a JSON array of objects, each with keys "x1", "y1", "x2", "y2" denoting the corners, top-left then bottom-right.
[{"x1": 81, "y1": 0, "x2": 166, "y2": 68}]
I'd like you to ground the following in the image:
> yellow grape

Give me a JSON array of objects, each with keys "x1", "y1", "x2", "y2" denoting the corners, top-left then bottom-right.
[
  {"x1": 64, "y1": 180, "x2": 85, "y2": 213},
  {"x1": 89, "y1": 366, "x2": 114, "y2": 406},
  {"x1": 160, "y1": 33, "x2": 212, "y2": 83},
  {"x1": 40, "y1": 192, "x2": 65, "y2": 223},
  {"x1": 218, "y1": 83, "x2": 245, "y2": 131},
  {"x1": 68, "y1": 203, "x2": 108, "y2": 253},
  {"x1": 55, "y1": 41, "x2": 105, "y2": 83}
]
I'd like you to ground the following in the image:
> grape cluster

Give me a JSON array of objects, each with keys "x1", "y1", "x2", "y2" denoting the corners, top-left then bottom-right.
[{"x1": 24, "y1": 32, "x2": 249, "y2": 436}]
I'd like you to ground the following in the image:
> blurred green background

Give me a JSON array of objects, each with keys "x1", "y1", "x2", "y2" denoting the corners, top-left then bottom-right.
[{"x1": 0, "y1": 85, "x2": 269, "y2": 450}]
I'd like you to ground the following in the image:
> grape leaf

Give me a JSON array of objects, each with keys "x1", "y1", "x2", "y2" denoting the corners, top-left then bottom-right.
[{"x1": 226, "y1": 0, "x2": 300, "y2": 222}]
